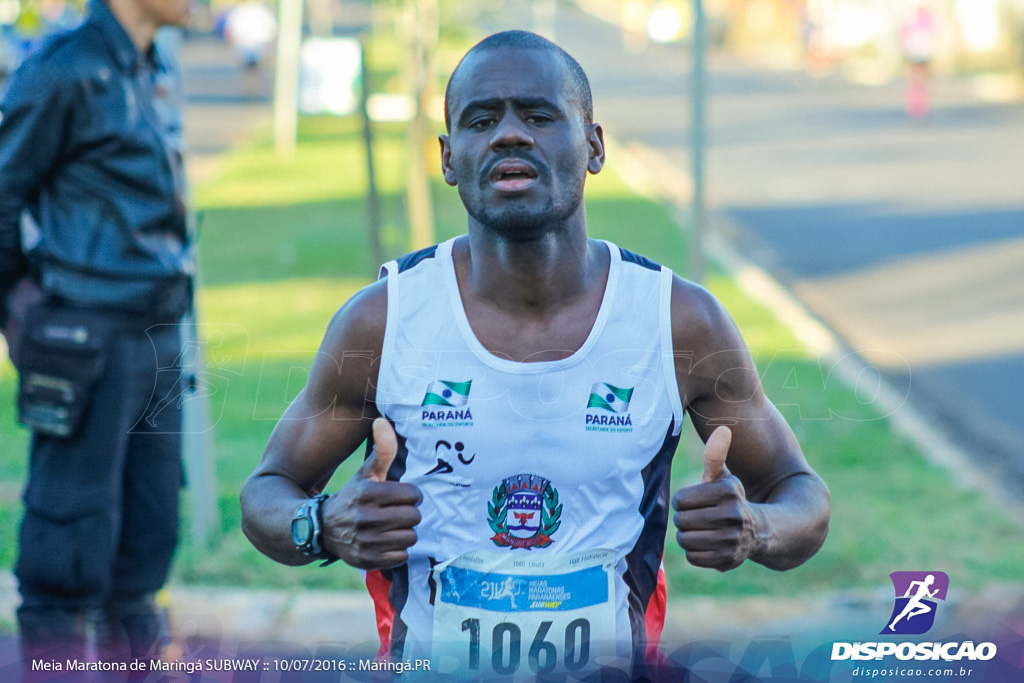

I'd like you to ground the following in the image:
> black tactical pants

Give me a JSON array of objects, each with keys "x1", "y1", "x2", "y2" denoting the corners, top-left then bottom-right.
[{"x1": 15, "y1": 320, "x2": 184, "y2": 663}]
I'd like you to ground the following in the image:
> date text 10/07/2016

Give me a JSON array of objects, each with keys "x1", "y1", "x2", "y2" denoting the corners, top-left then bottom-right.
[{"x1": 31, "y1": 658, "x2": 432, "y2": 675}]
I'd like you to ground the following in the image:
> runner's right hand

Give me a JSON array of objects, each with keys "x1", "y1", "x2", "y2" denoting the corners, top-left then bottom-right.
[{"x1": 321, "y1": 417, "x2": 422, "y2": 570}]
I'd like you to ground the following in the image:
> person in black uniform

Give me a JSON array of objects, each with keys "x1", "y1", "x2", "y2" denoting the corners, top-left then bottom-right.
[{"x1": 0, "y1": 0, "x2": 193, "y2": 665}]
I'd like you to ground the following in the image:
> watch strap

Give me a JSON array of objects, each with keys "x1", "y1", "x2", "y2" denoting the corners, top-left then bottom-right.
[{"x1": 296, "y1": 493, "x2": 338, "y2": 566}]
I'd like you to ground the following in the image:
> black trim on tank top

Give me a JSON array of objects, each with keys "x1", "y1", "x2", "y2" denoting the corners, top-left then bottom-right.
[
  {"x1": 624, "y1": 419, "x2": 680, "y2": 680},
  {"x1": 396, "y1": 245, "x2": 439, "y2": 273},
  {"x1": 619, "y1": 246, "x2": 662, "y2": 272}
]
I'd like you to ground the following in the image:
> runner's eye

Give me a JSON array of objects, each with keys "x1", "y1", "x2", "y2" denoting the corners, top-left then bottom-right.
[{"x1": 468, "y1": 117, "x2": 496, "y2": 130}]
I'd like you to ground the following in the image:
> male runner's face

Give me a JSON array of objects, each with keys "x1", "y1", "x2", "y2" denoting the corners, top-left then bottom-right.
[{"x1": 441, "y1": 48, "x2": 598, "y2": 241}]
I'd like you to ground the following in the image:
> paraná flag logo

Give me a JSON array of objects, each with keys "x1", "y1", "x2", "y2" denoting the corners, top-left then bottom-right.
[
  {"x1": 422, "y1": 380, "x2": 471, "y2": 407},
  {"x1": 587, "y1": 383, "x2": 633, "y2": 413}
]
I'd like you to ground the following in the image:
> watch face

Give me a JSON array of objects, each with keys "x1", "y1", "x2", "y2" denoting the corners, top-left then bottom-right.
[{"x1": 292, "y1": 516, "x2": 312, "y2": 546}]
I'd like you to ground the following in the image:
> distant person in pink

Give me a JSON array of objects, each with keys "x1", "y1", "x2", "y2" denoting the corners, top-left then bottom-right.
[{"x1": 901, "y1": 3, "x2": 936, "y2": 119}]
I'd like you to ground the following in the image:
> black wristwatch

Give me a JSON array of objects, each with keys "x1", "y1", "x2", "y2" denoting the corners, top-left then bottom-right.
[{"x1": 291, "y1": 494, "x2": 337, "y2": 566}]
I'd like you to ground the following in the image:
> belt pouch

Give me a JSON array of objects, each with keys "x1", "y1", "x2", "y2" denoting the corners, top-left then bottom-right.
[{"x1": 17, "y1": 304, "x2": 114, "y2": 438}]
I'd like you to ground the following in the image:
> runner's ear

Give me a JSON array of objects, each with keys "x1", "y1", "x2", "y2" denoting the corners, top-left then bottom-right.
[
  {"x1": 440, "y1": 134, "x2": 458, "y2": 186},
  {"x1": 587, "y1": 123, "x2": 605, "y2": 175}
]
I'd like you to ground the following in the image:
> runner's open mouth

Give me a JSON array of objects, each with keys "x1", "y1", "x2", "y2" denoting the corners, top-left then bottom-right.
[
  {"x1": 490, "y1": 160, "x2": 539, "y2": 191},
  {"x1": 490, "y1": 160, "x2": 538, "y2": 182}
]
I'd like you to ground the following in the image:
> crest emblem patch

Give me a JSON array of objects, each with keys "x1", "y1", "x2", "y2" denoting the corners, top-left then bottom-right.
[{"x1": 487, "y1": 474, "x2": 562, "y2": 549}]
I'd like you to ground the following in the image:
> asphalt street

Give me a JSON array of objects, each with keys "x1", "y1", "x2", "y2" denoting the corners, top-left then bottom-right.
[{"x1": 483, "y1": 1, "x2": 1024, "y2": 502}]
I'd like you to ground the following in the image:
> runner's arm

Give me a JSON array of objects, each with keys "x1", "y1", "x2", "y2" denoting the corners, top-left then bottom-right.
[
  {"x1": 240, "y1": 281, "x2": 421, "y2": 569},
  {"x1": 671, "y1": 277, "x2": 830, "y2": 571}
]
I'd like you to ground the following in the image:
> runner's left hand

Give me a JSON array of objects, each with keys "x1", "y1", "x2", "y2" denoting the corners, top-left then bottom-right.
[{"x1": 671, "y1": 426, "x2": 759, "y2": 571}]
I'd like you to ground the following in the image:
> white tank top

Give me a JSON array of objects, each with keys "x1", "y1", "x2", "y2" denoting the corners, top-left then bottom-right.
[{"x1": 370, "y1": 237, "x2": 684, "y2": 677}]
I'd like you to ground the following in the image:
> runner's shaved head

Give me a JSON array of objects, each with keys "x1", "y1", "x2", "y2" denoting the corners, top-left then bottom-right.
[{"x1": 444, "y1": 30, "x2": 594, "y2": 131}]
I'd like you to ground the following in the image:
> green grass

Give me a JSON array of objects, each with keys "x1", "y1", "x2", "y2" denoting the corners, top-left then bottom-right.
[
  {"x1": 2, "y1": 114, "x2": 1022, "y2": 606},
  {"x1": 0, "y1": 362, "x2": 28, "y2": 572}
]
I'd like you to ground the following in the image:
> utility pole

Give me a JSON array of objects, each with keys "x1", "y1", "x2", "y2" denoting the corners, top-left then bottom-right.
[
  {"x1": 360, "y1": 40, "x2": 384, "y2": 270},
  {"x1": 403, "y1": 0, "x2": 437, "y2": 250},
  {"x1": 690, "y1": 0, "x2": 706, "y2": 284},
  {"x1": 274, "y1": 0, "x2": 304, "y2": 157}
]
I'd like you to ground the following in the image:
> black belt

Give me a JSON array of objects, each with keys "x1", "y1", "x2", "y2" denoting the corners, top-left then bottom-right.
[{"x1": 49, "y1": 277, "x2": 192, "y2": 332}]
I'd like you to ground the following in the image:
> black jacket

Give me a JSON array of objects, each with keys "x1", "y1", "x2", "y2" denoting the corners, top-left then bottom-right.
[{"x1": 0, "y1": 0, "x2": 193, "y2": 326}]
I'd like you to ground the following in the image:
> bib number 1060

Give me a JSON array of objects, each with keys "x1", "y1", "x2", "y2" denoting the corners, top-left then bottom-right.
[{"x1": 461, "y1": 617, "x2": 591, "y2": 675}]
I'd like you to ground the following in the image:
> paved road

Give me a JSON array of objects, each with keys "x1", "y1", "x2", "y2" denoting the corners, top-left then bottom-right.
[{"x1": 485, "y1": 1, "x2": 1024, "y2": 500}]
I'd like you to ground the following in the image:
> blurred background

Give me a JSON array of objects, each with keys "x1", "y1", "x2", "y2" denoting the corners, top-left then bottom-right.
[{"x1": 0, "y1": 0, "x2": 1022, "y2": 671}]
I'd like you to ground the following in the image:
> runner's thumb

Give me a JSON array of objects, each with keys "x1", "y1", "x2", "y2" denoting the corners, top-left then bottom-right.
[
  {"x1": 701, "y1": 426, "x2": 732, "y2": 484},
  {"x1": 362, "y1": 417, "x2": 398, "y2": 483}
]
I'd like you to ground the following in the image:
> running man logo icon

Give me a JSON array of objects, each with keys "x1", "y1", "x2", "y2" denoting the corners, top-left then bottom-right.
[{"x1": 881, "y1": 571, "x2": 949, "y2": 635}]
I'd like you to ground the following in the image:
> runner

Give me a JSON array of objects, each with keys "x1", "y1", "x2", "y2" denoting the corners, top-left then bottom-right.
[{"x1": 240, "y1": 30, "x2": 830, "y2": 680}]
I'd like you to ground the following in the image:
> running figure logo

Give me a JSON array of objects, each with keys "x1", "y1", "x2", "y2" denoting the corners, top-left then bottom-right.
[{"x1": 881, "y1": 571, "x2": 949, "y2": 635}]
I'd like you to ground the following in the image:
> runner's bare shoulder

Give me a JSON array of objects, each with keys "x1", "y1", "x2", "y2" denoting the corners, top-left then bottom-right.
[
  {"x1": 320, "y1": 279, "x2": 388, "y2": 358},
  {"x1": 668, "y1": 274, "x2": 747, "y2": 355}
]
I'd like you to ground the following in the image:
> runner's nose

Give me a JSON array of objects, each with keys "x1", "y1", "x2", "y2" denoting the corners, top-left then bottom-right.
[{"x1": 489, "y1": 113, "x2": 534, "y2": 150}]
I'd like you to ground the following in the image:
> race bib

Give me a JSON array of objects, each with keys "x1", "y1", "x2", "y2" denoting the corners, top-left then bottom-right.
[{"x1": 431, "y1": 549, "x2": 619, "y2": 679}]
